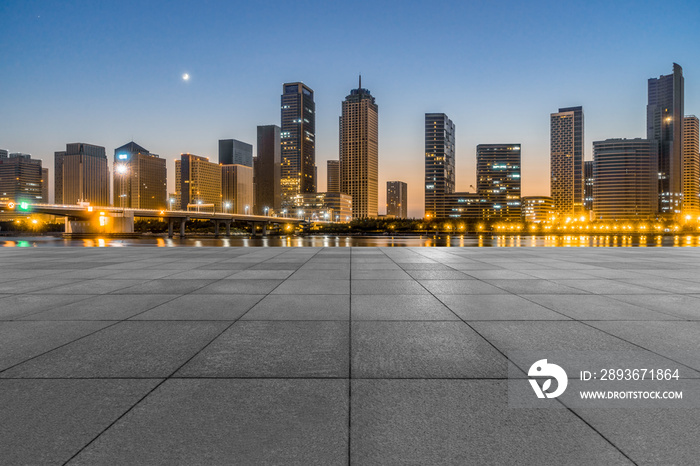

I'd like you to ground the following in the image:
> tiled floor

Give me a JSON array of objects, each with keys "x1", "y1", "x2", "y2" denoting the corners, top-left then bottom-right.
[{"x1": 1, "y1": 247, "x2": 699, "y2": 465}]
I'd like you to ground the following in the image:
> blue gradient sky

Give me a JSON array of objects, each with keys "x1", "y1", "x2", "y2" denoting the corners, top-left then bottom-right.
[{"x1": 1, "y1": 0, "x2": 699, "y2": 217}]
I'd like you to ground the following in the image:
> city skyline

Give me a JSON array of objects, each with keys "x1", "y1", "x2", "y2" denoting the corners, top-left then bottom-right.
[{"x1": 1, "y1": 1, "x2": 699, "y2": 217}]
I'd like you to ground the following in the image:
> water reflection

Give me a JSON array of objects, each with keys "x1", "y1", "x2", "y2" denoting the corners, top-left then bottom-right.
[{"x1": 1, "y1": 234, "x2": 700, "y2": 247}]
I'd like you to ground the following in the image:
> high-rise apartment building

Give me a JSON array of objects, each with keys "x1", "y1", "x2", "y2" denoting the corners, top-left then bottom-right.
[
  {"x1": 113, "y1": 141, "x2": 167, "y2": 210},
  {"x1": 327, "y1": 160, "x2": 340, "y2": 193},
  {"x1": 424, "y1": 113, "x2": 455, "y2": 219},
  {"x1": 386, "y1": 181, "x2": 408, "y2": 218},
  {"x1": 175, "y1": 153, "x2": 221, "y2": 211},
  {"x1": 222, "y1": 164, "x2": 253, "y2": 214},
  {"x1": 648, "y1": 63, "x2": 684, "y2": 215},
  {"x1": 281, "y1": 82, "x2": 315, "y2": 208},
  {"x1": 477, "y1": 144, "x2": 521, "y2": 220},
  {"x1": 682, "y1": 115, "x2": 699, "y2": 214},
  {"x1": 593, "y1": 139, "x2": 658, "y2": 220},
  {"x1": 0, "y1": 152, "x2": 44, "y2": 204},
  {"x1": 254, "y1": 125, "x2": 281, "y2": 215},
  {"x1": 219, "y1": 139, "x2": 253, "y2": 167},
  {"x1": 584, "y1": 160, "x2": 594, "y2": 211},
  {"x1": 340, "y1": 77, "x2": 378, "y2": 219},
  {"x1": 54, "y1": 143, "x2": 109, "y2": 205},
  {"x1": 550, "y1": 106, "x2": 584, "y2": 215}
]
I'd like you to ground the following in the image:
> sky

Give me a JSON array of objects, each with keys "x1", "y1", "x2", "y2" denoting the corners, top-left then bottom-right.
[{"x1": 1, "y1": 0, "x2": 699, "y2": 218}]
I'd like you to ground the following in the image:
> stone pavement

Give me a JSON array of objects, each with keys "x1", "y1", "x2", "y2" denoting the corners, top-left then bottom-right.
[{"x1": 0, "y1": 247, "x2": 699, "y2": 465}]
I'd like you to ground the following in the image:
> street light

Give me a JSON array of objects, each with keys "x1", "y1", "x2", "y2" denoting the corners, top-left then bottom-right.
[
  {"x1": 264, "y1": 206, "x2": 269, "y2": 216},
  {"x1": 245, "y1": 205, "x2": 249, "y2": 215},
  {"x1": 224, "y1": 202, "x2": 231, "y2": 213},
  {"x1": 169, "y1": 198, "x2": 176, "y2": 211}
]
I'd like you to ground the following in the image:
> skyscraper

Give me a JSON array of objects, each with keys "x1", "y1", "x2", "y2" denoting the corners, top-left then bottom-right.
[
  {"x1": 281, "y1": 82, "x2": 315, "y2": 208},
  {"x1": 113, "y1": 141, "x2": 167, "y2": 210},
  {"x1": 593, "y1": 139, "x2": 658, "y2": 220},
  {"x1": 254, "y1": 125, "x2": 281, "y2": 215},
  {"x1": 647, "y1": 63, "x2": 684, "y2": 215},
  {"x1": 477, "y1": 144, "x2": 521, "y2": 220},
  {"x1": 550, "y1": 106, "x2": 584, "y2": 216},
  {"x1": 340, "y1": 76, "x2": 378, "y2": 219},
  {"x1": 424, "y1": 113, "x2": 455, "y2": 219},
  {"x1": 386, "y1": 181, "x2": 408, "y2": 218},
  {"x1": 584, "y1": 160, "x2": 594, "y2": 211},
  {"x1": 327, "y1": 160, "x2": 340, "y2": 193},
  {"x1": 0, "y1": 152, "x2": 44, "y2": 205},
  {"x1": 682, "y1": 115, "x2": 699, "y2": 214},
  {"x1": 54, "y1": 143, "x2": 109, "y2": 205},
  {"x1": 222, "y1": 164, "x2": 253, "y2": 214},
  {"x1": 219, "y1": 139, "x2": 253, "y2": 167},
  {"x1": 175, "y1": 153, "x2": 221, "y2": 211}
]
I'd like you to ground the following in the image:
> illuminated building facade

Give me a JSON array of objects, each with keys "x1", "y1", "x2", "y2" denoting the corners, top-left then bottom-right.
[
  {"x1": 113, "y1": 141, "x2": 167, "y2": 210},
  {"x1": 647, "y1": 63, "x2": 684, "y2": 215},
  {"x1": 682, "y1": 115, "x2": 699, "y2": 214},
  {"x1": 0, "y1": 152, "x2": 44, "y2": 205},
  {"x1": 550, "y1": 106, "x2": 584, "y2": 215},
  {"x1": 281, "y1": 82, "x2": 315, "y2": 208},
  {"x1": 296, "y1": 192, "x2": 352, "y2": 222},
  {"x1": 175, "y1": 153, "x2": 221, "y2": 211},
  {"x1": 592, "y1": 139, "x2": 658, "y2": 220},
  {"x1": 54, "y1": 143, "x2": 109, "y2": 206},
  {"x1": 340, "y1": 77, "x2": 378, "y2": 218},
  {"x1": 222, "y1": 164, "x2": 253, "y2": 214},
  {"x1": 424, "y1": 113, "x2": 455, "y2": 219},
  {"x1": 477, "y1": 144, "x2": 521, "y2": 220},
  {"x1": 386, "y1": 181, "x2": 407, "y2": 218},
  {"x1": 443, "y1": 192, "x2": 483, "y2": 219},
  {"x1": 521, "y1": 196, "x2": 555, "y2": 223}
]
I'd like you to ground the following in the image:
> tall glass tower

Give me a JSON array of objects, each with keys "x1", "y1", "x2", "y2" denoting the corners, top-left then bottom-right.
[
  {"x1": 280, "y1": 82, "x2": 315, "y2": 209},
  {"x1": 340, "y1": 77, "x2": 378, "y2": 219},
  {"x1": 424, "y1": 113, "x2": 455, "y2": 219},
  {"x1": 647, "y1": 63, "x2": 684, "y2": 215},
  {"x1": 550, "y1": 106, "x2": 584, "y2": 216}
]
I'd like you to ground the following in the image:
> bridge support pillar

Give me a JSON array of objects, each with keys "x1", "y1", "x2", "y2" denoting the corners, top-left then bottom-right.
[
  {"x1": 214, "y1": 221, "x2": 220, "y2": 238},
  {"x1": 168, "y1": 219, "x2": 174, "y2": 238},
  {"x1": 262, "y1": 222, "x2": 268, "y2": 237},
  {"x1": 180, "y1": 219, "x2": 186, "y2": 238},
  {"x1": 250, "y1": 222, "x2": 258, "y2": 237},
  {"x1": 225, "y1": 221, "x2": 231, "y2": 236}
]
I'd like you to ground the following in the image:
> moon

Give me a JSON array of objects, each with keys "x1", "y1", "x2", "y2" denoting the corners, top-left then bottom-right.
[{"x1": 182, "y1": 73, "x2": 190, "y2": 81}]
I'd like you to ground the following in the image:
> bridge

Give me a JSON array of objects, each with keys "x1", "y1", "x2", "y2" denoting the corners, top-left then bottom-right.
[{"x1": 1, "y1": 202, "x2": 306, "y2": 237}]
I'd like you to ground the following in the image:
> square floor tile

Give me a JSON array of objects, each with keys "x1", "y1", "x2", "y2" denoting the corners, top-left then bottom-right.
[
  {"x1": 439, "y1": 295, "x2": 567, "y2": 320},
  {"x1": 0, "y1": 379, "x2": 161, "y2": 465},
  {"x1": 1, "y1": 321, "x2": 228, "y2": 378},
  {"x1": 242, "y1": 294, "x2": 349, "y2": 320},
  {"x1": 69, "y1": 379, "x2": 348, "y2": 465},
  {"x1": 351, "y1": 380, "x2": 630, "y2": 465},
  {"x1": 351, "y1": 280, "x2": 428, "y2": 295},
  {"x1": 177, "y1": 321, "x2": 348, "y2": 377},
  {"x1": 352, "y1": 321, "x2": 507, "y2": 378},
  {"x1": 133, "y1": 294, "x2": 264, "y2": 320},
  {"x1": 351, "y1": 295, "x2": 458, "y2": 320},
  {"x1": 272, "y1": 279, "x2": 349, "y2": 295}
]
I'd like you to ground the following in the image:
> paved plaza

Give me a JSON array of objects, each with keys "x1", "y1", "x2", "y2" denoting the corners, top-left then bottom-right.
[{"x1": 1, "y1": 246, "x2": 699, "y2": 465}]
